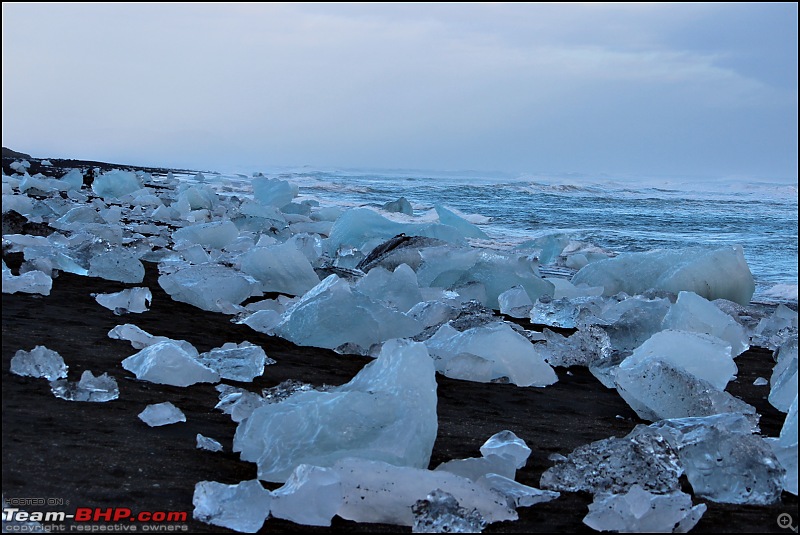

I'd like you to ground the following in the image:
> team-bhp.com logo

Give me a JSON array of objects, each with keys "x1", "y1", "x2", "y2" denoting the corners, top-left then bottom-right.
[{"x1": 3, "y1": 506, "x2": 188, "y2": 531}]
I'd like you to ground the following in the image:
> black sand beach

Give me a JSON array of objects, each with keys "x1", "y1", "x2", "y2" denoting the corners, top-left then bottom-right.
[{"x1": 2, "y1": 156, "x2": 797, "y2": 532}]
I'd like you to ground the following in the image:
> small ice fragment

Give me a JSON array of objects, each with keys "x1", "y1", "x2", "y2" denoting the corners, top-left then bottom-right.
[
  {"x1": 94, "y1": 287, "x2": 152, "y2": 314},
  {"x1": 196, "y1": 434, "x2": 224, "y2": 452},
  {"x1": 193, "y1": 480, "x2": 271, "y2": 533},
  {"x1": 411, "y1": 489, "x2": 486, "y2": 534},
  {"x1": 122, "y1": 341, "x2": 219, "y2": 387},
  {"x1": 479, "y1": 430, "x2": 531, "y2": 469},
  {"x1": 10, "y1": 346, "x2": 68, "y2": 380},
  {"x1": 197, "y1": 342, "x2": 273, "y2": 382},
  {"x1": 138, "y1": 402, "x2": 186, "y2": 426},
  {"x1": 50, "y1": 371, "x2": 119, "y2": 402},
  {"x1": 753, "y1": 377, "x2": 769, "y2": 386}
]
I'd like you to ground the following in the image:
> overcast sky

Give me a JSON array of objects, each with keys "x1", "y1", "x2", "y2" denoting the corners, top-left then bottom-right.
[{"x1": 2, "y1": 3, "x2": 797, "y2": 181}]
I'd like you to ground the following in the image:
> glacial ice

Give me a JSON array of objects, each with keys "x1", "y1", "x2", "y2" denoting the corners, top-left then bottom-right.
[
  {"x1": 270, "y1": 465, "x2": 343, "y2": 527},
  {"x1": 172, "y1": 220, "x2": 239, "y2": 249},
  {"x1": 158, "y1": 263, "x2": 256, "y2": 313},
  {"x1": 618, "y1": 330, "x2": 737, "y2": 391},
  {"x1": 354, "y1": 263, "x2": 423, "y2": 312},
  {"x1": 539, "y1": 426, "x2": 682, "y2": 495},
  {"x1": 514, "y1": 233, "x2": 570, "y2": 265},
  {"x1": 88, "y1": 248, "x2": 145, "y2": 283},
  {"x1": 138, "y1": 402, "x2": 186, "y2": 426},
  {"x1": 239, "y1": 242, "x2": 320, "y2": 296},
  {"x1": 539, "y1": 325, "x2": 613, "y2": 369},
  {"x1": 662, "y1": 291, "x2": 749, "y2": 357},
  {"x1": 583, "y1": 485, "x2": 706, "y2": 533},
  {"x1": 768, "y1": 395, "x2": 797, "y2": 495},
  {"x1": 193, "y1": 479, "x2": 271, "y2": 533},
  {"x1": 599, "y1": 296, "x2": 672, "y2": 353},
  {"x1": 50, "y1": 371, "x2": 119, "y2": 402},
  {"x1": 479, "y1": 430, "x2": 532, "y2": 469},
  {"x1": 332, "y1": 458, "x2": 516, "y2": 526},
  {"x1": 477, "y1": 474, "x2": 559, "y2": 509},
  {"x1": 615, "y1": 358, "x2": 756, "y2": 423},
  {"x1": 196, "y1": 434, "x2": 224, "y2": 452},
  {"x1": 270, "y1": 275, "x2": 423, "y2": 351},
  {"x1": 196, "y1": 341, "x2": 273, "y2": 382},
  {"x1": 497, "y1": 286, "x2": 533, "y2": 318},
  {"x1": 649, "y1": 413, "x2": 784, "y2": 504},
  {"x1": 411, "y1": 489, "x2": 486, "y2": 533},
  {"x1": 94, "y1": 287, "x2": 152, "y2": 314},
  {"x1": 2, "y1": 261, "x2": 52, "y2": 296},
  {"x1": 122, "y1": 340, "x2": 220, "y2": 386},
  {"x1": 435, "y1": 454, "x2": 517, "y2": 482},
  {"x1": 529, "y1": 295, "x2": 605, "y2": 329},
  {"x1": 10, "y1": 346, "x2": 68, "y2": 381},
  {"x1": 770, "y1": 335, "x2": 798, "y2": 412},
  {"x1": 107, "y1": 323, "x2": 194, "y2": 351},
  {"x1": 753, "y1": 304, "x2": 799, "y2": 349},
  {"x1": 435, "y1": 205, "x2": 489, "y2": 240},
  {"x1": 424, "y1": 322, "x2": 557, "y2": 387},
  {"x1": 383, "y1": 196, "x2": 413, "y2": 215},
  {"x1": 571, "y1": 245, "x2": 756, "y2": 306},
  {"x1": 91, "y1": 170, "x2": 143, "y2": 198},
  {"x1": 252, "y1": 177, "x2": 298, "y2": 207}
]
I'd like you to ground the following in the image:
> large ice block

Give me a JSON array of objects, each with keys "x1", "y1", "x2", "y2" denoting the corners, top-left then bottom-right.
[
  {"x1": 269, "y1": 465, "x2": 343, "y2": 527},
  {"x1": 239, "y1": 242, "x2": 320, "y2": 296},
  {"x1": 91, "y1": 170, "x2": 143, "y2": 198},
  {"x1": 193, "y1": 480, "x2": 271, "y2": 533},
  {"x1": 662, "y1": 291, "x2": 749, "y2": 356},
  {"x1": 435, "y1": 205, "x2": 489, "y2": 239},
  {"x1": 354, "y1": 263, "x2": 423, "y2": 312},
  {"x1": 411, "y1": 489, "x2": 486, "y2": 533},
  {"x1": 88, "y1": 248, "x2": 145, "y2": 284},
  {"x1": 158, "y1": 263, "x2": 256, "y2": 313},
  {"x1": 172, "y1": 220, "x2": 239, "y2": 249},
  {"x1": 233, "y1": 339, "x2": 437, "y2": 482},
  {"x1": 769, "y1": 334, "x2": 798, "y2": 413},
  {"x1": 252, "y1": 177, "x2": 298, "y2": 207},
  {"x1": 768, "y1": 395, "x2": 797, "y2": 495},
  {"x1": 122, "y1": 340, "x2": 220, "y2": 386},
  {"x1": 2, "y1": 262, "x2": 52, "y2": 296},
  {"x1": 571, "y1": 245, "x2": 756, "y2": 305}
]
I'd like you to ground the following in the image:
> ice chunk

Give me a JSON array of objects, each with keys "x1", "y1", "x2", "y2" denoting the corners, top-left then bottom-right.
[
  {"x1": 91, "y1": 170, "x2": 143, "y2": 198},
  {"x1": 159, "y1": 263, "x2": 256, "y2": 313},
  {"x1": 479, "y1": 430, "x2": 532, "y2": 469},
  {"x1": 196, "y1": 434, "x2": 224, "y2": 452},
  {"x1": 138, "y1": 402, "x2": 186, "y2": 426},
  {"x1": 753, "y1": 377, "x2": 769, "y2": 386},
  {"x1": 572, "y1": 245, "x2": 755, "y2": 305},
  {"x1": 355, "y1": 263, "x2": 423, "y2": 312},
  {"x1": 233, "y1": 339, "x2": 437, "y2": 482},
  {"x1": 769, "y1": 334, "x2": 798, "y2": 412},
  {"x1": 600, "y1": 296, "x2": 671, "y2": 353},
  {"x1": 650, "y1": 413, "x2": 784, "y2": 504},
  {"x1": 530, "y1": 295, "x2": 605, "y2": 329},
  {"x1": 172, "y1": 220, "x2": 239, "y2": 249},
  {"x1": 754, "y1": 304, "x2": 799, "y2": 349},
  {"x1": 197, "y1": 341, "x2": 273, "y2": 382},
  {"x1": 10, "y1": 346, "x2": 68, "y2": 380},
  {"x1": 88, "y1": 248, "x2": 145, "y2": 283},
  {"x1": 615, "y1": 358, "x2": 756, "y2": 423},
  {"x1": 540, "y1": 426, "x2": 682, "y2": 495},
  {"x1": 619, "y1": 330, "x2": 737, "y2": 391},
  {"x1": 497, "y1": 286, "x2": 533, "y2": 318},
  {"x1": 333, "y1": 458, "x2": 516, "y2": 526},
  {"x1": 383, "y1": 197, "x2": 413, "y2": 215},
  {"x1": 424, "y1": 322, "x2": 557, "y2": 387},
  {"x1": 539, "y1": 325, "x2": 613, "y2": 369},
  {"x1": 252, "y1": 177, "x2": 298, "y2": 207},
  {"x1": 435, "y1": 455, "x2": 517, "y2": 482},
  {"x1": 435, "y1": 205, "x2": 489, "y2": 240},
  {"x1": 239, "y1": 242, "x2": 320, "y2": 296},
  {"x1": 271, "y1": 275, "x2": 423, "y2": 351},
  {"x1": 514, "y1": 233, "x2": 571, "y2": 265},
  {"x1": 270, "y1": 465, "x2": 343, "y2": 527},
  {"x1": 583, "y1": 485, "x2": 706, "y2": 533},
  {"x1": 50, "y1": 371, "x2": 119, "y2": 402},
  {"x1": 411, "y1": 489, "x2": 486, "y2": 533},
  {"x1": 215, "y1": 385, "x2": 267, "y2": 423},
  {"x1": 122, "y1": 341, "x2": 220, "y2": 386},
  {"x1": 107, "y1": 323, "x2": 194, "y2": 351},
  {"x1": 193, "y1": 480, "x2": 271, "y2": 533},
  {"x1": 662, "y1": 291, "x2": 749, "y2": 356},
  {"x1": 549, "y1": 277, "x2": 605, "y2": 300},
  {"x1": 2, "y1": 261, "x2": 52, "y2": 296},
  {"x1": 94, "y1": 287, "x2": 152, "y2": 314},
  {"x1": 768, "y1": 395, "x2": 797, "y2": 495},
  {"x1": 476, "y1": 474, "x2": 559, "y2": 508}
]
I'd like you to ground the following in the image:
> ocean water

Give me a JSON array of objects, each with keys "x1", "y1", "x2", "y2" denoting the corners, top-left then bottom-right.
[{"x1": 205, "y1": 167, "x2": 798, "y2": 306}]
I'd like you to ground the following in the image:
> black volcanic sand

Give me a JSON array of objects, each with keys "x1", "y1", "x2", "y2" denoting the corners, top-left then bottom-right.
[{"x1": 1, "y1": 154, "x2": 797, "y2": 532}]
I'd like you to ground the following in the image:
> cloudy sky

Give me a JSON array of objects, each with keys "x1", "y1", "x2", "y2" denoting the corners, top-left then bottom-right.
[{"x1": 2, "y1": 3, "x2": 797, "y2": 181}]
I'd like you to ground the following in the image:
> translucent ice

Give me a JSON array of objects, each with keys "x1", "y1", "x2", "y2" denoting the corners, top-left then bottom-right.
[
  {"x1": 539, "y1": 326, "x2": 613, "y2": 369},
  {"x1": 107, "y1": 323, "x2": 193, "y2": 351},
  {"x1": 270, "y1": 275, "x2": 423, "y2": 351},
  {"x1": 122, "y1": 340, "x2": 220, "y2": 386},
  {"x1": 619, "y1": 330, "x2": 737, "y2": 391},
  {"x1": 252, "y1": 176, "x2": 298, "y2": 207},
  {"x1": 662, "y1": 291, "x2": 749, "y2": 357},
  {"x1": 240, "y1": 242, "x2": 320, "y2": 296},
  {"x1": 197, "y1": 434, "x2": 224, "y2": 452},
  {"x1": 197, "y1": 341, "x2": 273, "y2": 382},
  {"x1": 650, "y1": 413, "x2": 784, "y2": 504},
  {"x1": 572, "y1": 245, "x2": 755, "y2": 306},
  {"x1": 434, "y1": 455, "x2": 517, "y2": 482},
  {"x1": 88, "y1": 248, "x2": 145, "y2": 283},
  {"x1": 583, "y1": 485, "x2": 706, "y2": 533},
  {"x1": 215, "y1": 385, "x2": 267, "y2": 423},
  {"x1": 193, "y1": 479, "x2": 271, "y2": 533},
  {"x1": 332, "y1": 458, "x2": 516, "y2": 526},
  {"x1": 354, "y1": 263, "x2": 423, "y2": 312},
  {"x1": 497, "y1": 286, "x2": 533, "y2": 318},
  {"x1": 615, "y1": 358, "x2": 756, "y2": 423},
  {"x1": 424, "y1": 322, "x2": 557, "y2": 387},
  {"x1": 91, "y1": 170, "x2": 143, "y2": 198},
  {"x1": 435, "y1": 205, "x2": 489, "y2": 240},
  {"x1": 2, "y1": 262, "x2": 52, "y2": 296},
  {"x1": 411, "y1": 489, "x2": 486, "y2": 533},
  {"x1": 768, "y1": 395, "x2": 797, "y2": 495},
  {"x1": 599, "y1": 296, "x2": 671, "y2": 353},
  {"x1": 479, "y1": 431, "x2": 532, "y2": 469},
  {"x1": 50, "y1": 371, "x2": 119, "y2": 402},
  {"x1": 476, "y1": 474, "x2": 559, "y2": 509},
  {"x1": 158, "y1": 263, "x2": 256, "y2": 313},
  {"x1": 530, "y1": 295, "x2": 605, "y2": 329},
  {"x1": 233, "y1": 339, "x2": 437, "y2": 482},
  {"x1": 10, "y1": 346, "x2": 68, "y2": 381},
  {"x1": 270, "y1": 465, "x2": 343, "y2": 527},
  {"x1": 94, "y1": 287, "x2": 152, "y2": 314},
  {"x1": 540, "y1": 427, "x2": 682, "y2": 495},
  {"x1": 138, "y1": 402, "x2": 186, "y2": 426},
  {"x1": 172, "y1": 220, "x2": 239, "y2": 249},
  {"x1": 769, "y1": 334, "x2": 798, "y2": 413},
  {"x1": 383, "y1": 196, "x2": 413, "y2": 215}
]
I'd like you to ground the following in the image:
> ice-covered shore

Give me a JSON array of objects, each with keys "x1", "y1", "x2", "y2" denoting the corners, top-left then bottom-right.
[{"x1": 2, "y1": 157, "x2": 797, "y2": 533}]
